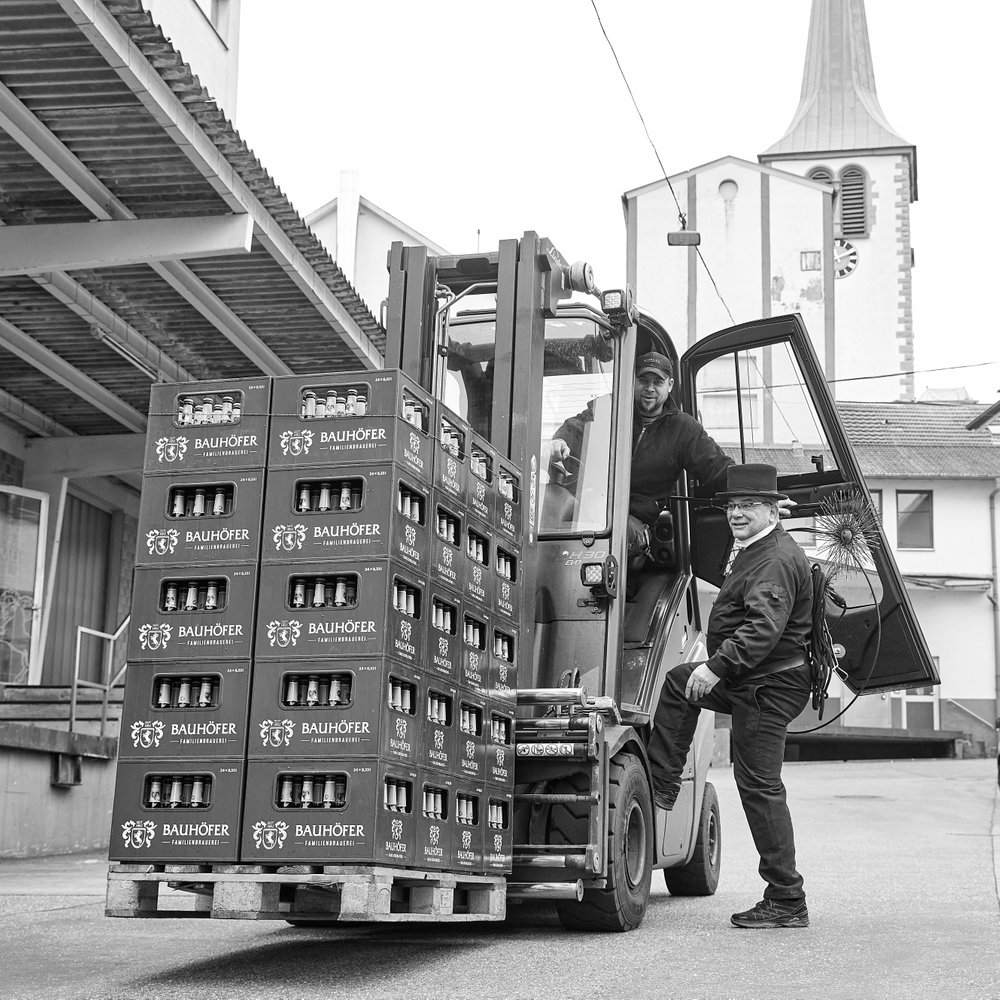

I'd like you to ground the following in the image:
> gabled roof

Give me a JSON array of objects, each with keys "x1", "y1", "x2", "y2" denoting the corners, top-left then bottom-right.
[
  {"x1": 306, "y1": 195, "x2": 448, "y2": 256},
  {"x1": 759, "y1": 0, "x2": 916, "y2": 197},
  {"x1": 838, "y1": 401, "x2": 1000, "y2": 479},
  {"x1": 623, "y1": 154, "x2": 834, "y2": 202}
]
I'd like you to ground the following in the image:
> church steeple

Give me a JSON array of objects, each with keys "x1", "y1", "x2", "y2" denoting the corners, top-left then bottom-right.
[{"x1": 759, "y1": 0, "x2": 916, "y2": 197}]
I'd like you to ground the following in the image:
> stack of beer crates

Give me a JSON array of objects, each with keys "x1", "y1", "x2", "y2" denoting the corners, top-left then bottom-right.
[
  {"x1": 111, "y1": 370, "x2": 519, "y2": 877},
  {"x1": 112, "y1": 378, "x2": 271, "y2": 863}
]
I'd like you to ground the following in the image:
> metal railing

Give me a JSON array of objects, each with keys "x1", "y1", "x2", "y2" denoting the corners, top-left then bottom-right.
[
  {"x1": 70, "y1": 615, "x2": 130, "y2": 736},
  {"x1": 943, "y1": 698, "x2": 995, "y2": 732}
]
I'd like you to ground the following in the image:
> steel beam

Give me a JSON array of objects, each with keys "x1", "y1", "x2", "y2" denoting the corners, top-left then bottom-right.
[
  {"x1": 0, "y1": 316, "x2": 146, "y2": 432},
  {"x1": 24, "y1": 433, "x2": 144, "y2": 478},
  {"x1": 53, "y1": 0, "x2": 380, "y2": 369},
  {"x1": 0, "y1": 78, "x2": 291, "y2": 376},
  {"x1": 30, "y1": 270, "x2": 192, "y2": 384},
  {"x1": 0, "y1": 387, "x2": 73, "y2": 437},
  {"x1": 1, "y1": 216, "x2": 254, "y2": 277}
]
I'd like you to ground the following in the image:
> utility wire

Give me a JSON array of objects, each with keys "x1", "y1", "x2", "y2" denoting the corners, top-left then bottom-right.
[{"x1": 589, "y1": 0, "x2": 735, "y2": 324}]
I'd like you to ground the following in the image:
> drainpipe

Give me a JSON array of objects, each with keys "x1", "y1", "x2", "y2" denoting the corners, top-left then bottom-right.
[{"x1": 990, "y1": 480, "x2": 1000, "y2": 751}]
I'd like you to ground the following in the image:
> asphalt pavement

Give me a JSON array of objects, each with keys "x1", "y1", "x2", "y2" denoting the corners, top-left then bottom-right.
[{"x1": 1, "y1": 758, "x2": 997, "y2": 1000}]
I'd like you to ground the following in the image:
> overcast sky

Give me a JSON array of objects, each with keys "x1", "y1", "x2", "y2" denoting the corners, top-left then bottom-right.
[{"x1": 235, "y1": 1, "x2": 999, "y2": 403}]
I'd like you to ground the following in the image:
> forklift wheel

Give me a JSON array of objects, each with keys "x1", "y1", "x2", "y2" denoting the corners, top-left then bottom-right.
[
  {"x1": 551, "y1": 753, "x2": 652, "y2": 932},
  {"x1": 663, "y1": 781, "x2": 721, "y2": 896}
]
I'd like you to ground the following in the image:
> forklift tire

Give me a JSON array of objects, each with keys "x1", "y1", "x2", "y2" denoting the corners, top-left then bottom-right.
[
  {"x1": 663, "y1": 781, "x2": 721, "y2": 896},
  {"x1": 551, "y1": 753, "x2": 653, "y2": 932}
]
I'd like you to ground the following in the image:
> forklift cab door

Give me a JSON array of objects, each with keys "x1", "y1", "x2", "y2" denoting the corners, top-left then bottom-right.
[{"x1": 678, "y1": 314, "x2": 939, "y2": 694}]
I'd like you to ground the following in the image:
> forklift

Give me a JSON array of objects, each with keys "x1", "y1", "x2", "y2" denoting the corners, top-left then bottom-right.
[{"x1": 385, "y1": 232, "x2": 939, "y2": 931}]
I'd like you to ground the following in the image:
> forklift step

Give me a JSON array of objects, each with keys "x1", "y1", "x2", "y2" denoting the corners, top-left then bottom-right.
[
  {"x1": 513, "y1": 792, "x2": 598, "y2": 804},
  {"x1": 105, "y1": 863, "x2": 505, "y2": 922}
]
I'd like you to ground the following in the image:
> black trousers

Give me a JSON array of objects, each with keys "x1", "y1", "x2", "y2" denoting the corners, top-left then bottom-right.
[{"x1": 648, "y1": 661, "x2": 811, "y2": 900}]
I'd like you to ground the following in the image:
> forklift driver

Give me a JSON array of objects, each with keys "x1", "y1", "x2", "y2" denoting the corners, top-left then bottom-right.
[{"x1": 548, "y1": 352, "x2": 733, "y2": 561}]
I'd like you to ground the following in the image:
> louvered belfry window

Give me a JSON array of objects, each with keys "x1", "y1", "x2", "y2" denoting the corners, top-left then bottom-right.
[
  {"x1": 807, "y1": 167, "x2": 833, "y2": 185},
  {"x1": 839, "y1": 166, "x2": 868, "y2": 237}
]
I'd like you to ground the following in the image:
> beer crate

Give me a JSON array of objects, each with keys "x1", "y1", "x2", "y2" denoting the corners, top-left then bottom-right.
[
  {"x1": 240, "y1": 758, "x2": 418, "y2": 866},
  {"x1": 488, "y1": 622, "x2": 518, "y2": 706},
  {"x1": 128, "y1": 564, "x2": 257, "y2": 663},
  {"x1": 110, "y1": 759, "x2": 244, "y2": 863},
  {"x1": 247, "y1": 658, "x2": 420, "y2": 765},
  {"x1": 118, "y1": 661, "x2": 251, "y2": 761},
  {"x1": 454, "y1": 690, "x2": 486, "y2": 783},
  {"x1": 261, "y1": 465, "x2": 429, "y2": 572},
  {"x1": 423, "y1": 584, "x2": 461, "y2": 682},
  {"x1": 459, "y1": 606, "x2": 490, "y2": 694},
  {"x1": 451, "y1": 780, "x2": 485, "y2": 874},
  {"x1": 270, "y1": 369, "x2": 433, "y2": 426},
  {"x1": 255, "y1": 560, "x2": 426, "y2": 667},
  {"x1": 461, "y1": 517, "x2": 494, "y2": 611},
  {"x1": 429, "y1": 500, "x2": 463, "y2": 593},
  {"x1": 419, "y1": 672, "x2": 458, "y2": 775},
  {"x1": 491, "y1": 539, "x2": 521, "y2": 625},
  {"x1": 494, "y1": 455, "x2": 523, "y2": 542},
  {"x1": 486, "y1": 703, "x2": 515, "y2": 788},
  {"x1": 135, "y1": 470, "x2": 265, "y2": 568},
  {"x1": 144, "y1": 378, "x2": 270, "y2": 474},
  {"x1": 483, "y1": 786, "x2": 514, "y2": 874},
  {"x1": 432, "y1": 402, "x2": 469, "y2": 508},
  {"x1": 415, "y1": 770, "x2": 454, "y2": 871},
  {"x1": 466, "y1": 432, "x2": 496, "y2": 525}
]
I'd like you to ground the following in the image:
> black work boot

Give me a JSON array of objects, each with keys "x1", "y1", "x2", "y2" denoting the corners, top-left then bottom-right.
[
  {"x1": 731, "y1": 898, "x2": 809, "y2": 929},
  {"x1": 652, "y1": 788, "x2": 677, "y2": 812}
]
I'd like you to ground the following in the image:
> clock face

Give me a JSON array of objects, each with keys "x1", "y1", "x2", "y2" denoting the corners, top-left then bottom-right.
[{"x1": 834, "y1": 238, "x2": 858, "y2": 278}]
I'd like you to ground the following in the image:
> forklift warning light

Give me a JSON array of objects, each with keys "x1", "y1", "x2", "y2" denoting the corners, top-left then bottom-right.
[{"x1": 581, "y1": 563, "x2": 605, "y2": 587}]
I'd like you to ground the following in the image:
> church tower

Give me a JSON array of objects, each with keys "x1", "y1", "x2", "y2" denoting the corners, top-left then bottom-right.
[{"x1": 759, "y1": 0, "x2": 917, "y2": 401}]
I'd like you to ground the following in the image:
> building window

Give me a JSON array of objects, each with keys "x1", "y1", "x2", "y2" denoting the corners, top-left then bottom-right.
[
  {"x1": 807, "y1": 167, "x2": 833, "y2": 185},
  {"x1": 800, "y1": 251, "x2": 822, "y2": 271},
  {"x1": 869, "y1": 489, "x2": 882, "y2": 522},
  {"x1": 839, "y1": 166, "x2": 868, "y2": 238},
  {"x1": 896, "y1": 490, "x2": 933, "y2": 549}
]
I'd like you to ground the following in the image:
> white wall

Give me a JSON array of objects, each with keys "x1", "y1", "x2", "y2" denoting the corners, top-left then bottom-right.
[{"x1": 144, "y1": 0, "x2": 241, "y2": 117}]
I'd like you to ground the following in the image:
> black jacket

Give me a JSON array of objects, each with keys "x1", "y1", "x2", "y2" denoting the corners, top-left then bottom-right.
[
  {"x1": 706, "y1": 526, "x2": 813, "y2": 682},
  {"x1": 555, "y1": 396, "x2": 732, "y2": 525}
]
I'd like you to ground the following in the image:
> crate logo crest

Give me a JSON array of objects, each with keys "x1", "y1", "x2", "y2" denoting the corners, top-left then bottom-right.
[
  {"x1": 130, "y1": 719, "x2": 165, "y2": 750},
  {"x1": 267, "y1": 619, "x2": 302, "y2": 648},
  {"x1": 503, "y1": 501, "x2": 513, "y2": 520},
  {"x1": 272, "y1": 524, "x2": 306, "y2": 552},
  {"x1": 121, "y1": 819, "x2": 156, "y2": 850},
  {"x1": 500, "y1": 581, "x2": 511, "y2": 601},
  {"x1": 409, "y1": 431, "x2": 421, "y2": 454},
  {"x1": 494, "y1": 833, "x2": 503, "y2": 853},
  {"x1": 138, "y1": 623, "x2": 172, "y2": 650},
  {"x1": 155, "y1": 436, "x2": 188, "y2": 463},
  {"x1": 475, "y1": 481, "x2": 486, "y2": 502},
  {"x1": 498, "y1": 663, "x2": 509, "y2": 683},
  {"x1": 395, "y1": 717, "x2": 408, "y2": 741},
  {"x1": 495, "y1": 748, "x2": 506, "y2": 768},
  {"x1": 429, "y1": 824, "x2": 440, "y2": 846},
  {"x1": 472, "y1": 566, "x2": 483, "y2": 586},
  {"x1": 465, "y1": 739, "x2": 476, "y2": 760},
  {"x1": 279, "y1": 429, "x2": 313, "y2": 457},
  {"x1": 442, "y1": 547, "x2": 453, "y2": 568},
  {"x1": 260, "y1": 718, "x2": 295, "y2": 748},
  {"x1": 461, "y1": 830, "x2": 472, "y2": 850},
  {"x1": 404, "y1": 524, "x2": 417, "y2": 547},
  {"x1": 399, "y1": 619, "x2": 413, "y2": 643},
  {"x1": 391, "y1": 818, "x2": 403, "y2": 841},
  {"x1": 447, "y1": 457, "x2": 457, "y2": 479},
  {"x1": 438, "y1": 636, "x2": 449, "y2": 657},
  {"x1": 433, "y1": 729, "x2": 445, "y2": 751},
  {"x1": 145, "y1": 528, "x2": 179, "y2": 556},
  {"x1": 252, "y1": 819, "x2": 288, "y2": 851}
]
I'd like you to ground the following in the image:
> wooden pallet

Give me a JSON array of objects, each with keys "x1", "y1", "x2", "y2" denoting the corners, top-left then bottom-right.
[{"x1": 106, "y1": 863, "x2": 506, "y2": 922}]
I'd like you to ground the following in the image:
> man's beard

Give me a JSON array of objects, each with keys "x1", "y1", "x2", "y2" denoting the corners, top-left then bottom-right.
[{"x1": 637, "y1": 395, "x2": 663, "y2": 414}]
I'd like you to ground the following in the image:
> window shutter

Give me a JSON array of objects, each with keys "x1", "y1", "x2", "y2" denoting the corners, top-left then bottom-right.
[{"x1": 840, "y1": 167, "x2": 867, "y2": 237}]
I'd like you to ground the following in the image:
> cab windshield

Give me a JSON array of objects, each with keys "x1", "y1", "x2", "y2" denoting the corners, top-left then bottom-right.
[{"x1": 444, "y1": 313, "x2": 617, "y2": 535}]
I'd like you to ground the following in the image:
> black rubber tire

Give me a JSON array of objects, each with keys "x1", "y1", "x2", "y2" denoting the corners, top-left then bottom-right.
[
  {"x1": 663, "y1": 781, "x2": 721, "y2": 896},
  {"x1": 550, "y1": 753, "x2": 653, "y2": 932}
]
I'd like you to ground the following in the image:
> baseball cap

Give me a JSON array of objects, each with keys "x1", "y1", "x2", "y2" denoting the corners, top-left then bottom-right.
[{"x1": 635, "y1": 352, "x2": 673, "y2": 378}]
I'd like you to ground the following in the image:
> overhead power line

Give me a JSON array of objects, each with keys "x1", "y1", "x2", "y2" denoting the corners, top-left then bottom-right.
[{"x1": 588, "y1": 0, "x2": 735, "y2": 324}]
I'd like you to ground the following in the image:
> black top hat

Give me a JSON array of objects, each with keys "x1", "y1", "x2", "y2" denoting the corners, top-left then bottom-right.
[{"x1": 714, "y1": 463, "x2": 788, "y2": 502}]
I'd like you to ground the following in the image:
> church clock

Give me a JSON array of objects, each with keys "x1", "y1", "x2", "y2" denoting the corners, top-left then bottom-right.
[{"x1": 833, "y1": 238, "x2": 859, "y2": 278}]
